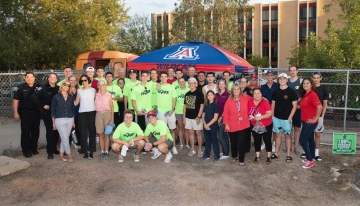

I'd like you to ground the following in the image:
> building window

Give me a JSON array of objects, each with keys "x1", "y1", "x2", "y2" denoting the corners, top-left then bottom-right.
[
  {"x1": 300, "y1": 7, "x2": 307, "y2": 23},
  {"x1": 309, "y1": 6, "x2": 316, "y2": 22},
  {"x1": 271, "y1": 64, "x2": 278, "y2": 68},
  {"x1": 262, "y1": 10, "x2": 269, "y2": 25},
  {"x1": 262, "y1": 47, "x2": 269, "y2": 57},
  {"x1": 299, "y1": 27, "x2": 306, "y2": 42},
  {"x1": 246, "y1": 14, "x2": 252, "y2": 26},
  {"x1": 309, "y1": 26, "x2": 316, "y2": 36},
  {"x1": 263, "y1": 28, "x2": 269, "y2": 43},
  {"x1": 239, "y1": 49, "x2": 244, "y2": 58},
  {"x1": 246, "y1": 30, "x2": 252, "y2": 44},
  {"x1": 246, "y1": 48, "x2": 252, "y2": 58},
  {"x1": 271, "y1": 10, "x2": 278, "y2": 24},
  {"x1": 271, "y1": 47, "x2": 278, "y2": 61},
  {"x1": 271, "y1": 28, "x2": 278, "y2": 43}
]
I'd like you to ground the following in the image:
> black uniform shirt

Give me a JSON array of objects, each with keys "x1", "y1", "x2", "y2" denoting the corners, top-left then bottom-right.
[
  {"x1": 13, "y1": 83, "x2": 41, "y2": 111},
  {"x1": 31, "y1": 83, "x2": 59, "y2": 109}
]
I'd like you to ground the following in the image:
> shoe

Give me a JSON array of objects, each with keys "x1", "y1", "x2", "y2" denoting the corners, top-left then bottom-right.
[
  {"x1": 31, "y1": 151, "x2": 39, "y2": 155},
  {"x1": 302, "y1": 161, "x2": 316, "y2": 169},
  {"x1": 172, "y1": 147, "x2": 178, "y2": 155},
  {"x1": 254, "y1": 157, "x2": 260, "y2": 164},
  {"x1": 315, "y1": 156, "x2": 322, "y2": 161},
  {"x1": 83, "y1": 153, "x2": 89, "y2": 159},
  {"x1": 23, "y1": 152, "x2": 32, "y2": 158},
  {"x1": 54, "y1": 150, "x2": 60, "y2": 155},
  {"x1": 213, "y1": 156, "x2": 220, "y2": 162},
  {"x1": 68, "y1": 159, "x2": 74, "y2": 163},
  {"x1": 186, "y1": 145, "x2": 191, "y2": 150},
  {"x1": 219, "y1": 152, "x2": 223, "y2": 156},
  {"x1": 71, "y1": 141, "x2": 78, "y2": 149},
  {"x1": 220, "y1": 155, "x2": 230, "y2": 160},
  {"x1": 141, "y1": 148, "x2": 147, "y2": 155},
  {"x1": 62, "y1": 158, "x2": 68, "y2": 162},
  {"x1": 179, "y1": 145, "x2": 184, "y2": 151},
  {"x1": 88, "y1": 153, "x2": 93, "y2": 159},
  {"x1": 133, "y1": 154, "x2": 140, "y2": 162},
  {"x1": 100, "y1": 152, "x2": 105, "y2": 160},
  {"x1": 118, "y1": 155, "x2": 124, "y2": 163},
  {"x1": 266, "y1": 157, "x2": 271, "y2": 164},
  {"x1": 151, "y1": 148, "x2": 162, "y2": 159},
  {"x1": 188, "y1": 149, "x2": 196, "y2": 156},
  {"x1": 300, "y1": 153, "x2": 306, "y2": 159},
  {"x1": 164, "y1": 152, "x2": 173, "y2": 163},
  {"x1": 302, "y1": 159, "x2": 309, "y2": 164},
  {"x1": 47, "y1": 154, "x2": 54, "y2": 159},
  {"x1": 197, "y1": 150, "x2": 204, "y2": 158},
  {"x1": 105, "y1": 152, "x2": 110, "y2": 159},
  {"x1": 202, "y1": 156, "x2": 210, "y2": 161}
]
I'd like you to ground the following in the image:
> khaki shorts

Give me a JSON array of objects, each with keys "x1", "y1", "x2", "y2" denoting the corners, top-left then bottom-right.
[
  {"x1": 157, "y1": 112, "x2": 176, "y2": 129},
  {"x1": 185, "y1": 118, "x2": 203, "y2": 130},
  {"x1": 95, "y1": 111, "x2": 111, "y2": 134}
]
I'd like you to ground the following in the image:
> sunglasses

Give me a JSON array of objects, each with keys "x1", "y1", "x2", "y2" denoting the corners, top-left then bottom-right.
[
  {"x1": 63, "y1": 84, "x2": 70, "y2": 87},
  {"x1": 80, "y1": 79, "x2": 88, "y2": 83}
]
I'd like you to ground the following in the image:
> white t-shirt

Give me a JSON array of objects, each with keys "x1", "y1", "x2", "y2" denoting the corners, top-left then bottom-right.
[
  {"x1": 78, "y1": 88, "x2": 96, "y2": 113},
  {"x1": 204, "y1": 84, "x2": 218, "y2": 94}
]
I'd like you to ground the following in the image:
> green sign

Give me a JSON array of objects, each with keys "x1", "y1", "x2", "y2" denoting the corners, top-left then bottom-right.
[{"x1": 333, "y1": 133, "x2": 357, "y2": 154}]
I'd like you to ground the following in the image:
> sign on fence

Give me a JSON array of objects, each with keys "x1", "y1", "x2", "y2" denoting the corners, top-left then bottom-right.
[{"x1": 333, "y1": 133, "x2": 357, "y2": 154}]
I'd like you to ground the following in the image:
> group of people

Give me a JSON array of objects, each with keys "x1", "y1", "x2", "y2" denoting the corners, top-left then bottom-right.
[{"x1": 13, "y1": 64, "x2": 328, "y2": 168}]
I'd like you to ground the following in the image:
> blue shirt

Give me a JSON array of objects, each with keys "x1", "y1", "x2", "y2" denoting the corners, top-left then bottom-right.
[
  {"x1": 203, "y1": 103, "x2": 219, "y2": 130},
  {"x1": 51, "y1": 94, "x2": 74, "y2": 118},
  {"x1": 261, "y1": 82, "x2": 280, "y2": 105}
]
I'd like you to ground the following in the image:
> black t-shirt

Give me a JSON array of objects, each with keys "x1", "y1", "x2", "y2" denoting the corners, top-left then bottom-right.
[
  {"x1": 196, "y1": 81, "x2": 207, "y2": 93},
  {"x1": 242, "y1": 87, "x2": 252, "y2": 96},
  {"x1": 272, "y1": 87, "x2": 298, "y2": 120},
  {"x1": 316, "y1": 85, "x2": 329, "y2": 106},
  {"x1": 184, "y1": 90, "x2": 204, "y2": 119}
]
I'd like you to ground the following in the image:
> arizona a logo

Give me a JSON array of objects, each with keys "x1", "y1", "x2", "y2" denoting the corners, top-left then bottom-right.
[{"x1": 164, "y1": 46, "x2": 199, "y2": 60}]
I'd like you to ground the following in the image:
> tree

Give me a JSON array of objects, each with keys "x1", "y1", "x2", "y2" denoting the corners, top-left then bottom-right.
[
  {"x1": 115, "y1": 14, "x2": 156, "y2": 55},
  {"x1": 0, "y1": 0, "x2": 129, "y2": 70},
  {"x1": 246, "y1": 54, "x2": 270, "y2": 69},
  {"x1": 171, "y1": 0, "x2": 253, "y2": 55}
]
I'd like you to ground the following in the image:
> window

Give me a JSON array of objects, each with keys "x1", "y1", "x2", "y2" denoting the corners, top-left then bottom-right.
[
  {"x1": 271, "y1": 64, "x2": 278, "y2": 68},
  {"x1": 263, "y1": 28, "x2": 269, "y2": 43},
  {"x1": 246, "y1": 14, "x2": 252, "y2": 26},
  {"x1": 299, "y1": 27, "x2": 306, "y2": 42},
  {"x1": 262, "y1": 47, "x2": 269, "y2": 57},
  {"x1": 246, "y1": 48, "x2": 252, "y2": 58},
  {"x1": 271, "y1": 10, "x2": 278, "y2": 24},
  {"x1": 271, "y1": 47, "x2": 278, "y2": 61},
  {"x1": 300, "y1": 7, "x2": 307, "y2": 23},
  {"x1": 309, "y1": 6, "x2": 316, "y2": 22},
  {"x1": 262, "y1": 10, "x2": 269, "y2": 25},
  {"x1": 246, "y1": 30, "x2": 252, "y2": 44},
  {"x1": 271, "y1": 28, "x2": 278, "y2": 43}
]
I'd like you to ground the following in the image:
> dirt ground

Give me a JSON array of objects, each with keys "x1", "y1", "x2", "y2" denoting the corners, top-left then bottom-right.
[{"x1": 1, "y1": 144, "x2": 360, "y2": 206}]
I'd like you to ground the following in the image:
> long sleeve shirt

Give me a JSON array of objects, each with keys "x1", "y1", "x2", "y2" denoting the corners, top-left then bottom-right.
[
  {"x1": 51, "y1": 94, "x2": 74, "y2": 118},
  {"x1": 223, "y1": 94, "x2": 251, "y2": 132}
]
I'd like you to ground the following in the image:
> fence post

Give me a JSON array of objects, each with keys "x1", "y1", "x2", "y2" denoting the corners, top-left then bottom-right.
[{"x1": 343, "y1": 70, "x2": 350, "y2": 132}]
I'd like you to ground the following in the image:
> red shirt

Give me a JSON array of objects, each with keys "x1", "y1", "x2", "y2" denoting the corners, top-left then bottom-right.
[
  {"x1": 91, "y1": 79, "x2": 98, "y2": 92},
  {"x1": 167, "y1": 78, "x2": 177, "y2": 84},
  {"x1": 223, "y1": 94, "x2": 252, "y2": 132},
  {"x1": 300, "y1": 90, "x2": 321, "y2": 123},
  {"x1": 248, "y1": 98, "x2": 272, "y2": 127}
]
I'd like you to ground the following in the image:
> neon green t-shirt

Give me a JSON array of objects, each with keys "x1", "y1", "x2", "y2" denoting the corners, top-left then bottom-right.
[
  {"x1": 106, "y1": 84, "x2": 123, "y2": 112},
  {"x1": 113, "y1": 122, "x2": 144, "y2": 142},
  {"x1": 175, "y1": 87, "x2": 190, "y2": 114},
  {"x1": 112, "y1": 77, "x2": 130, "y2": 86},
  {"x1": 151, "y1": 81, "x2": 158, "y2": 109},
  {"x1": 123, "y1": 79, "x2": 140, "y2": 110},
  {"x1": 144, "y1": 120, "x2": 173, "y2": 141},
  {"x1": 131, "y1": 82, "x2": 153, "y2": 112},
  {"x1": 57, "y1": 79, "x2": 65, "y2": 86},
  {"x1": 227, "y1": 82, "x2": 233, "y2": 91},
  {"x1": 172, "y1": 80, "x2": 189, "y2": 90},
  {"x1": 95, "y1": 77, "x2": 106, "y2": 81},
  {"x1": 156, "y1": 84, "x2": 177, "y2": 113}
]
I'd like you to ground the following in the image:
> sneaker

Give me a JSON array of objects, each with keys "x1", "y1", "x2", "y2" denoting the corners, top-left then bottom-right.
[
  {"x1": 179, "y1": 145, "x2": 184, "y2": 151},
  {"x1": 23, "y1": 152, "x2": 32, "y2": 158},
  {"x1": 302, "y1": 159, "x2": 309, "y2": 164},
  {"x1": 83, "y1": 153, "x2": 89, "y2": 159},
  {"x1": 88, "y1": 153, "x2": 93, "y2": 159},
  {"x1": 100, "y1": 152, "x2": 105, "y2": 159},
  {"x1": 164, "y1": 152, "x2": 173, "y2": 163},
  {"x1": 197, "y1": 150, "x2": 204, "y2": 158},
  {"x1": 315, "y1": 156, "x2": 322, "y2": 161},
  {"x1": 47, "y1": 154, "x2": 54, "y2": 159},
  {"x1": 202, "y1": 156, "x2": 210, "y2": 161},
  {"x1": 188, "y1": 149, "x2": 196, "y2": 156},
  {"x1": 72, "y1": 141, "x2": 78, "y2": 149},
  {"x1": 300, "y1": 153, "x2": 306, "y2": 159},
  {"x1": 302, "y1": 161, "x2": 316, "y2": 169},
  {"x1": 172, "y1": 147, "x2": 178, "y2": 155},
  {"x1": 118, "y1": 155, "x2": 124, "y2": 163},
  {"x1": 151, "y1": 148, "x2": 162, "y2": 159},
  {"x1": 141, "y1": 149, "x2": 147, "y2": 155},
  {"x1": 133, "y1": 154, "x2": 140, "y2": 162},
  {"x1": 219, "y1": 152, "x2": 223, "y2": 156},
  {"x1": 213, "y1": 156, "x2": 220, "y2": 162},
  {"x1": 31, "y1": 151, "x2": 39, "y2": 155},
  {"x1": 186, "y1": 145, "x2": 191, "y2": 150},
  {"x1": 220, "y1": 155, "x2": 230, "y2": 160}
]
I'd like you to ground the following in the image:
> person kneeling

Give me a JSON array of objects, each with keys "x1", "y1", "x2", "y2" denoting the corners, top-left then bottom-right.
[
  {"x1": 143, "y1": 110, "x2": 174, "y2": 163},
  {"x1": 112, "y1": 110, "x2": 145, "y2": 163}
]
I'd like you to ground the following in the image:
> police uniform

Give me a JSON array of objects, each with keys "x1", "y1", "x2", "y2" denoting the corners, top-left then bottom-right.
[
  {"x1": 31, "y1": 83, "x2": 60, "y2": 157},
  {"x1": 13, "y1": 82, "x2": 41, "y2": 156}
]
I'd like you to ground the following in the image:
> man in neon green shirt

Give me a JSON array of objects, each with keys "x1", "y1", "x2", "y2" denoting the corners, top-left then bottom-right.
[
  {"x1": 150, "y1": 68, "x2": 160, "y2": 109},
  {"x1": 105, "y1": 72, "x2": 124, "y2": 126},
  {"x1": 112, "y1": 110, "x2": 145, "y2": 163},
  {"x1": 131, "y1": 71, "x2": 153, "y2": 130},
  {"x1": 143, "y1": 110, "x2": 173, "y2": 163},
  {"x1": 112, "y1": 65, "x2": 130, "y2": 85},
  {"x1": 123, "y1": 69, "x2": 140, "y2": 112},
  {"x1": 155, "y1": 71, "x2": 177, "y2": 154},
  {"x1": 57, "y1": 66, "x2": 73, "y2": 86},
  {"x1": 175, "y1": 77, "x2": 190, "y2": 150},
  {"x1": 223, "y1": 71, "x2": 233, "y2": 91},
  {"x1": 95, "y1": 66, "x2": 106, "y2": 81},
  {"x1": 172, "y1": 69, "x2": 189, "y2": 90}
]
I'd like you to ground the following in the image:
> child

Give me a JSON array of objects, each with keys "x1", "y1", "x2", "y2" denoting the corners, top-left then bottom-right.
[{"x1": 201, "y1": 90, "x2": 220, "y2": 162}]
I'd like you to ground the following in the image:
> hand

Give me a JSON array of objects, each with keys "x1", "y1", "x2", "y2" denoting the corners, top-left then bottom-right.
[
  {"x1": 225, "y1": 124, "x2": 230, "y2": 132},
  {"x1": 123, "y1": 142, "x2": 130, "y2": 148},
  {"x1": 249, "y1": 115, "x2": 254, "y2": 120},
  {"x1": 136, "y1": 110, "x2": 144, "y2": 116},
  {"x1": 129, "y1": 140, "x2": 135, "y2": 147},
  {"x1": 255, "y1": 115, "x2": 262, "y2": 121},
  {"x1": 196, "y1": 117, "x2": 200, "y2": 125},
  {"x1": 109, "y1": 120, "x2": 113, "y2": 125},
  {"x1": 218, "y1": 119, "x2": 222, "y2": 126},
  {"x1": 288, "y1": 118, "x2": 292, "y2": 123},
  {"x1": 43, "y1": 105, "x2": 50, "y2": 110},
  {"x1": 14, "y1": 113, "x2": 20, "y2": 121},
  {"x1": 204, "y1": 124, "x2": 211, "y2": 130},
  {"x1": 53, "y1": 124, "x2": 57, "y2": 130},
  {"x1": 168, "y1": 110, "x2": 174, "y2": 117},
  {"x1": 72, "y1": 123, "x2": 75, "y2": 129},
  {"x1": 307, "y1": 118, "x2": 318, "y2": 124},
  {"x1": 145, "y1": 143, "x2": 153, "y2": 151}
]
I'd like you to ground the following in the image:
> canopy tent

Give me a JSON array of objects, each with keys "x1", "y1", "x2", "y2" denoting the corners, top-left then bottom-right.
[{"x1": 128, "y1": 42, "x2": 254, "y2": 73}]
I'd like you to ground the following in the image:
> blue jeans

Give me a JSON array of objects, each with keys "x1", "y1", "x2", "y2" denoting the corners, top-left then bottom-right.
[
  {"x1": 218, "y1": 122, "x2": 229, "y2": 156},
  {"x1": 204, "y1": 128, "x2": 220, "y2": 158},
  {"x1": 300, "y1": 122, "x2": 318, "y2": 161}
]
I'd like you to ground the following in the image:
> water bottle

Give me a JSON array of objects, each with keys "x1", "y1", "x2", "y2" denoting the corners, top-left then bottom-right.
[
  {"x1": 71, "y1": 130, "x2": 78, "y2": 144},
  {"x1": 141, "y1": 108, "x2": 147, "y2": 114}
]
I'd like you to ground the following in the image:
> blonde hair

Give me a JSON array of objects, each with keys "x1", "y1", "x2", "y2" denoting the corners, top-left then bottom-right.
[
  {"x1": 230, "y1": 83, "x2": 243, "y2": 99},
  {"x1": 59, "y1": 81, "x2": 72, "y2": 94},
  {"x1": 68, "y1": 75, "x2": 79, "y2": 90},
  {"x1": 217, "y1": 78, "x2": 228, "y2": 92}
]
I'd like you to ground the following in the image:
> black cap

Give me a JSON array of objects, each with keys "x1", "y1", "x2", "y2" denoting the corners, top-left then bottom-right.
[{"x1": 129, "y1": 69, "x2": 136, "y2": 73}]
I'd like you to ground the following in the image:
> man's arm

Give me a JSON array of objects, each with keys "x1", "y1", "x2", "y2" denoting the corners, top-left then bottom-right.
[
  {"x1": 321, "y1": 100, "x2": 328, "y2": 118},
  {"x1": 13, "y1": 100, "x2": 20, "y2": 120},
  {"x1": 288, "y1": 101, "x2": 297, "y2": 122},
  {"x1": 197, "y1": 104, "x2": 204, "y2": 118},
  {"x1": 124, "y1": 96, "x2": 128, "y2": 110}
]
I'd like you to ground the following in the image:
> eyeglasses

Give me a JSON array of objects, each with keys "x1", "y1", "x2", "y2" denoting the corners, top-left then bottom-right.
[
  {"x1": 80, "y1": 79, "x2": 88, "y2": 83},
  {"x1": 63, "y1": 84, "x2": 70, "y2": 87}
]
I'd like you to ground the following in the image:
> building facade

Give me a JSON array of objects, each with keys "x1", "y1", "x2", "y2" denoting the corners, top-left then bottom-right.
[{"x1": 152, "y1": 0, "x2": 342, "y2": 68}]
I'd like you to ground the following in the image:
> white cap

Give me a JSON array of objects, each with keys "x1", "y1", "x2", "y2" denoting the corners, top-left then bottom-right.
[
  {"x1": 86, "y1": 67, "x2": 95, "y2": 72},
  {"x1": 278, "y1": 73, "x2": 288, "y2": 79}
]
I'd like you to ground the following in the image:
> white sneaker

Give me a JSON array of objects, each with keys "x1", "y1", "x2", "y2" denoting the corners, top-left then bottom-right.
[
  {"x1": 219, "y1": 152, "x2": 223, "y2": 156},
  {"x1": 186, "y1": 145, "x2": 191, "y2": 150},
  {"x1": 118, "y1": 155, "x2": 124, "y2": 163},
  {"x1": 133, "y1": 154, "x2": 140, "y2": 162},
  {"x1": 220, "y1": 155, "x2": 230, "y2": 160},
  {"x1": 188, "y1": 149, "x2": 196, "y2": 156},
  {"x1": 179, "y1": 145, "x2": 184, "y2": 151},
  {"x1": 151, "y1": 148, "x2": 162, "y2": 159},
  {"x1": 172, "y1": 147, "x2": 178, "y2": 155},
  {"x1": 164, "y1": 152, "x2": 173, "y2": 163},
  {"x1": 71, "y1": 141, "x2": 78, "y2": 149},
  {"x1": 197, "y1": 150, "x2": 204, "y2": 158}
]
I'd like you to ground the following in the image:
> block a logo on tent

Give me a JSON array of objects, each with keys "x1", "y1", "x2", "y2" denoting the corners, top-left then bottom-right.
[{"x1": 164, "y1": 46, "x2": 199, "y2": 60}]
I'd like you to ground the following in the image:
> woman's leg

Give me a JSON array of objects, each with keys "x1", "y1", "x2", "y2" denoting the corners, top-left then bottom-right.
[
  {"x1": 203, "y1": 129, "x2": 211, "y2": 158},
  {"x1": 211, "y1": 129, "x2": 220, "y2": 158},
  {"x1": 228, "y1": 132, "x2": 238, "y2": 159},
  {"x1": 252, "y1": 131, "x2": 262, "y2": 157},
  {"x1": 88, "y1": 111, "x2": 97, "y2": 153},
  {"x1": 300, "y1": 122, "x2": 316, "y2": 161},
  {"x1": 238, "y1": 129, "x2": 248, "y2": 163},
  {"x1": 263, "y1": 124, "x2": 273, "y2": 157},
  {"x1": 218, "y1": 123, "x2": 229, "y2": 156}
]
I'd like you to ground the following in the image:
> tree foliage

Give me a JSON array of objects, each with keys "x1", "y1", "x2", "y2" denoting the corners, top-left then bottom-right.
[
  {"x1": 246, "y1": 54, "x2": 270, "y2": 69},
  {"x1": 0, "y1": 0, "x2": 129, "y2": 70},
  {"x1": 171, "y1": 0, "x2": 253, "y2": 55}
]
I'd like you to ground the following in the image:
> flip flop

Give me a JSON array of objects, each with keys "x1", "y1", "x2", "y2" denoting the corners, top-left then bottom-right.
[{"x1": 286, "y1": 156, "x2": 293, "y2": 163}]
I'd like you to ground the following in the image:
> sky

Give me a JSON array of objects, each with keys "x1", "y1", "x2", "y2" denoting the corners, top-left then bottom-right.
[{"x1": 124, "y1": 0, "x2": 279, "y2": 16}]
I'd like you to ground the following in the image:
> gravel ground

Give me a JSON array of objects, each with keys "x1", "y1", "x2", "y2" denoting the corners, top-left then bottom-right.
[{"x1": 1, "y1": 144, "x2": 359, "y2": 206}]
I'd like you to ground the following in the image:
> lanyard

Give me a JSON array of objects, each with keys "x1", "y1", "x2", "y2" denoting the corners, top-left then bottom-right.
[{"x1": 235, "y1": 99, "x2": 240, "y2": 112}]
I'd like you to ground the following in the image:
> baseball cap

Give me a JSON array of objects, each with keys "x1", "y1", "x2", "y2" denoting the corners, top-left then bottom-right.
[
  {"x1": 250, "y1": 74, "x2": 258, "y2": 79},
  {"x1": 129, "y1": 69, "x2": 136, "y2": 73},
  {"x1": 104, "y1": 123, "x2": 115, "y2": 135},
  {"x1": 266, "y1": 70, "x2": 275, "y2": 75},
  {"x1": 278, "y1": 73, "x2": 288, "y2": 79},
  {"x1": 147, "y1": 110, "x2": 157, "y2": 117},
  {"x1": 86, "y1": 67, "x2": 95, "y2": 72}
]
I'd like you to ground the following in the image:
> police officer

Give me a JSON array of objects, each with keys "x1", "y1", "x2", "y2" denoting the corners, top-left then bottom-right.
[
  {"x1": 31, "y1": 73, "x2": 60, "y2": 159},
  {"x1": 13, "y1": 72, "x2": 41, "y2": 158}
]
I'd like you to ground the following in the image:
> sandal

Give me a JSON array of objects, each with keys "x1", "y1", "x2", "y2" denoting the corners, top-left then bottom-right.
[
  {"x1": 266, "y1": 157, "x2": 271, "y2": 164},
  {"x1": 254, "y1": 157, "x2": 260, "y2": 163},
  {"x1": 230, "y1": 157, "x2": 238, "y2": 163},
  {"x1": 239, "y1": 162, "x2": 245, "y2": 166},
  {"x1": 286, "y1": 156, "x2": 293, "y2": 163},
  {"x1": 271, "y1": 154, "x2": 279, "y2": 159}
]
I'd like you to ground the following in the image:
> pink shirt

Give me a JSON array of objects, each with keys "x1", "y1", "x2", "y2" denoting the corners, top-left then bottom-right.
[{"x1": 95, "y1": 92, "x2": 112, "y2": 112}]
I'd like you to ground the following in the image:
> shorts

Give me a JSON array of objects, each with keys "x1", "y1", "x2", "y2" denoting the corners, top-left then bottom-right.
[
  {"x1": 314, "y1": 117, "x2": 324, "y2": 133},
  {"x1": 185, "y1": 118, "x2": 203, "y2": 130},
  {"x1": 292, "y1": 109, "x2": 301, "y2": 128},
  {"x1": 175, "y1": 113, "x2": 183, "y2": 121},
  {"x1": 95, "y1": 111, "x2": 111, "y2": 134},
  {"x1": 149, "y1": 137, "x2": 173, "y2": 150},
  {"x1": 157, "y1": 112, "x2": 176, "y2": 129},
  {"x1": 272, "y1": 116, "x2": 292, "y2": 135}
]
